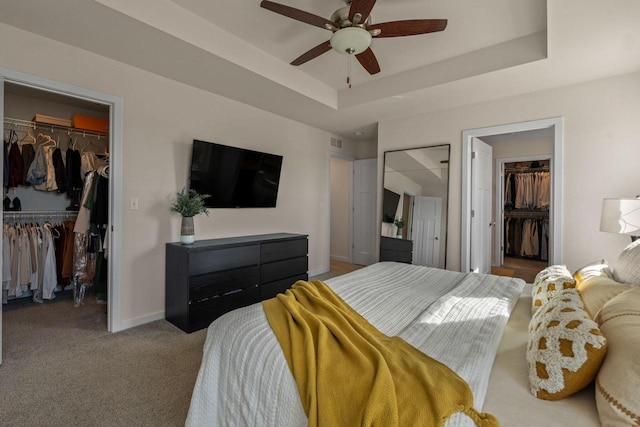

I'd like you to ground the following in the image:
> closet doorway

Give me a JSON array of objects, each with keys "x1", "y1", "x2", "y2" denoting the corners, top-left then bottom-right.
[
  {"x1": 1, "y1": 68, "x2": 122, "y2": 365},
  {"x1": 461, "y1": 117, "x2": 563, "y2": 278},
  {"x1": 497, "y1": 157, "x2": 551, "y2": 282}
]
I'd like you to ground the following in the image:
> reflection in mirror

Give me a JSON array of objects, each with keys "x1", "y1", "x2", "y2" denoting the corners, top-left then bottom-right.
[{"x1": 380, "y1": 145, "x2": 450, "y2": 269}]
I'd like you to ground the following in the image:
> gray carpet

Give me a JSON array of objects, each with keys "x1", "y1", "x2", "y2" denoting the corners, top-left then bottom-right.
[{"x1": 0, "y1": 291, "x2": 206, "y2": 427}]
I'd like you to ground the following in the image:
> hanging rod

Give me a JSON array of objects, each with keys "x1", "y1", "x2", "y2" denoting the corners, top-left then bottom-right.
[
  {"x1": 3, "y1": 210, "x2": 78, "y2": 218},
  {"x1": 3, "y1": 116, "x2": 108, "y2": 140}
]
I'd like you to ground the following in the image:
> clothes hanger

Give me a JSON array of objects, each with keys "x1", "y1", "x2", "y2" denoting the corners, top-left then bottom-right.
[{"x1": 18, "y1": 130, "x2": 36, "y2": 145}]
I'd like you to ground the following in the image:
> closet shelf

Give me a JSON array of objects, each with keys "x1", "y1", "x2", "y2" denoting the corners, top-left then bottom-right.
[
  {"x1": 505, "y1": 167, "x2": 549, "y2": 173},
  {"x1": 504, "y1": 209, "x2": 549, "y2": 218},
  {"x1": 4, "y1": 116, "x2": 108, "y2": 140}
]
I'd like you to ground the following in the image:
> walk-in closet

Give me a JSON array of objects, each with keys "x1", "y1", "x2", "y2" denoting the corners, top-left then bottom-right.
[
  {"x1": 502, "y1": 159, "x2": 550, "y2": 280},
  {"x1": 2, "y1": 82, "x2": 111, "y2": 337}
]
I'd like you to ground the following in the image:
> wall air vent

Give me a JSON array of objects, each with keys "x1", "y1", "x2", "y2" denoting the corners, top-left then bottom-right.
[{"x1": 330, "y1": 137, "x2": 343, "y2": 148}]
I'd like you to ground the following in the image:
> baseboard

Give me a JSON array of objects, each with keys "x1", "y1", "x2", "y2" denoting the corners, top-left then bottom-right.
[
  {"x1": 330, "y1": 255, "x2": 350, "y2": 263},
  {"x1": 309, "y1": 267, "x2": 330, "y2": 277},
  {"x1": 114, "y1": 311, "x2": 165, "y2": 332}
]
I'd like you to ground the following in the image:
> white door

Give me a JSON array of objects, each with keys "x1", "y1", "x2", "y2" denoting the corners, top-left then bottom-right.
[
  {"x1": 0, "y1": 80, "x2": 4, "y2": 365},
  {"x1": 411, "y1": 196, "x2": 442, "y2": 267},
  {"x1": 352, "y1": 159, "x2": 377, "y2": 265},
  {"x1": 470, "y1": 137, "x2": 493, "y2": 274}
]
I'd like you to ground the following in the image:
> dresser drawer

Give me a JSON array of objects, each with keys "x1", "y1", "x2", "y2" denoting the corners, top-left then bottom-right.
[
  {"x1": 188, "y1": 284, "x2": 260, "y2": 332},
  {"x1": 261, "y1": 273, "x2": 308, "y2": 300},
  {"x1": 261, "y1": 238, "x2": 308, "y2": 264},
  {"x1": 261, "y1": 256, "x2": 308, "y2": 284},
  {"x1": 189, "y1": 266, "x2": 259, "y2": 302},
  {"x1": 189, "y1": 245, "x2": 259, "y2": 276}
]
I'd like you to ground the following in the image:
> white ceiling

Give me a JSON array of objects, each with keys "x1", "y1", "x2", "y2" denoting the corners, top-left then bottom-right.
[
  {"x1": 171, "y1": 0, "x2": 547, "y2": 89},
  {"x1": 1, "y1": 0, "x2": 639, "y2": 142}
]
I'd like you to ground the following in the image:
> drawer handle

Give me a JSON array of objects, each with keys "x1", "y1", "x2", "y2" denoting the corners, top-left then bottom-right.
[{"x1": 190, "y1": 284, "x2": 258, "y2": 304}]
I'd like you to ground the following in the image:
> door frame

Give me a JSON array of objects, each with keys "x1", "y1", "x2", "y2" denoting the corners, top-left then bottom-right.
[
  {"x1": 495, "y1": 155, "x2": 552, "y2": 266},
  {"x1": 1, "y1": 67, "x2": 124, "y2": 334},
  {"x1": 461, "y1": 117, "x2": 563, "y2": 273},
  {"x1": 327, "y1": 152, "x2": 355, "y2": 267}
]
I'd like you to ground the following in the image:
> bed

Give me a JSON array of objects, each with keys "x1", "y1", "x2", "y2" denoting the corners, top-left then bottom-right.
[
  {"x1": 186, "y1": 239, "x2": 640, "y2": 427},
  {"x1": 187, "y1": 262, "x2": 520, "y2": 426}
]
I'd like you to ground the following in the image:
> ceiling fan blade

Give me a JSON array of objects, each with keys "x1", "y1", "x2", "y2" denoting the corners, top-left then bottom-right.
[
  {"x1": 349, "y1": 0, "x2": 377, "y2": 22},
  {"x1": 291, "y1": 41, "x2": 332, "y2": 66},
  {"x1": 369, "y1": 19, "x2": 448, "y2": 38},
  {"x1": 356, "y1": 48, "x2": 380, "y2": 75},
  {"x1": 260, "y1": 0, "x2": 336, "y2": 30}
]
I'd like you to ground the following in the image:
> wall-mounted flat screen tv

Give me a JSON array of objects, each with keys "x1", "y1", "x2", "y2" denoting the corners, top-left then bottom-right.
[
  {"x1": 382, "y1": 188, "x2": 401, "y2": 223},
  {"x1": 188, "y1": 139, "x2": 283, "y2": 208}
]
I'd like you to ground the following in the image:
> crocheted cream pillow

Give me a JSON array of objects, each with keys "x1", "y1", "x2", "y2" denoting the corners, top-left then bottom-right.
[
  {"x1": 527, "y1": 289, "x2": 607, "y2": 400},
  {"x1": 531, "y1": 265, "x2": 576, "y2": 313},
  {"x1": 612, "y1": 239, "x2": 640, "y2": 285},
  {"x1": 595, "y1": 288, "x2": 640, "y2": 426}
]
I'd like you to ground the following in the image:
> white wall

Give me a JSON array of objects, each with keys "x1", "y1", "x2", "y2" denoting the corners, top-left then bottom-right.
[
  {"x1": 0, "y1": 24, "x2": 356, "y2": 326},
  {"x1": 379, "y1": 71, "x2": 640, "y2": 273}
]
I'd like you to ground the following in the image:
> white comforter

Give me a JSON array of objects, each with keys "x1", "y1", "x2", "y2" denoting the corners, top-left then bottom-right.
[{"x1": 186, "y1": 262, "x2": 525, "y2": 427}]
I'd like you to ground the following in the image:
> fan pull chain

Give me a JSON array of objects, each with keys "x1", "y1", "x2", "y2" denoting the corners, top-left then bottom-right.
[{"x1": 347, "y1": 54, "x2": 352, "y2": 89}]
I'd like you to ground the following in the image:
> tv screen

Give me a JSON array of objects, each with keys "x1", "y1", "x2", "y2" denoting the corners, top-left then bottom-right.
[
  {"x1": 382, "y1": 189, "x2": 400, "y2": 223},
  {"x1": 188, "y1": 140, "x2": 283, "y2": 208}
]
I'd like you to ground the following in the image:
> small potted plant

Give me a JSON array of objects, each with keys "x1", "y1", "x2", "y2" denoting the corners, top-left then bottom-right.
[
  {"x1": 394, "y1": 217, "x2": 405, "y2": 238},
  {"x1": 171, "y1": 188, "x2": 210, "y2": 244}
]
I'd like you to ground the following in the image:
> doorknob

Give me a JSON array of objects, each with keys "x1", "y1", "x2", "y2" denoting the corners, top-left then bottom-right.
[{"x1": 435, "y1": 237, "x2": 439, "y2": 240}]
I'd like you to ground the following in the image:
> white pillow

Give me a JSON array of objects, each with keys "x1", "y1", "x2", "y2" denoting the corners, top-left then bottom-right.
[{"x1": 612, "y1": 239, "x2": 640, "y2": 285}]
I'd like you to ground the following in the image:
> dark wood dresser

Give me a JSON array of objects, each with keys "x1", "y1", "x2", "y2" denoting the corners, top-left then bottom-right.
[
  {"x1": 379, "y1": 236, "x2": 413, "y2": 263},
  {"x1": 165, "y1": 233, "x2": 308, "y2": 333}
]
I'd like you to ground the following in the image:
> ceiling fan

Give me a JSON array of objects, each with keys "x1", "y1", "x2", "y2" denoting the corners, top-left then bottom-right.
[{"x1": 260, "y1": 0, "x2": 447, "y2": 76}]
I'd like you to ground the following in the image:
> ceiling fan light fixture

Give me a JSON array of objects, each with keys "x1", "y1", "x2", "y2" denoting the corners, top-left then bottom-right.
[{"x1": 330, "y1": 27, "x2": 372, "y2": 55}]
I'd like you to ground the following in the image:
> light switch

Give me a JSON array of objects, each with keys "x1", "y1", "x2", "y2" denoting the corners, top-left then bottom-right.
[{"x1": 129, "y1": 197, "x2": 139, "y2": 210}]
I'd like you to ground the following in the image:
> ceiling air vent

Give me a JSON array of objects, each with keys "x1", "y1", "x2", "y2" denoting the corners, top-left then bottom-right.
[{"x1": 330, "y1": 137, "x2": 343, "y2": 149}]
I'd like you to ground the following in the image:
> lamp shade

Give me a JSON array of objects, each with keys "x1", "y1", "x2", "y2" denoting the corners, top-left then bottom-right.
[
  {"x1": 600, "y1": 198, "x2": 640, "y2": 235},
  {"x1": 330, "y1": 27, "x2": 372, "y2": 55}
]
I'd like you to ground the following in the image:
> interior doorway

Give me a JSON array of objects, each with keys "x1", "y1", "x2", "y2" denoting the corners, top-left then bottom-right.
[
  {"x1": 329, "y1": 154, "x2": 354, "y2": 265},
  {"x1": 1, "y1": 67, "x2": 123, "y2": 365},
  {"x1": 461, "y1": 117, "x2": 563, "y2": 276},
  {"x1": 497, "y1": 157, "x2": 551, "y2": 282}
]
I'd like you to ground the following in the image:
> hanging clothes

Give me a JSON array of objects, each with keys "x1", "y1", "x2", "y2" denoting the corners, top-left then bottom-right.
[
  {"x1": 72, "y1": 160, "x2": 109, "y2": 302},
  {"x1": 21, "y1": 143, "x2": 35, "y2": 186},
  {"x1": 52, "y1": 148, "x2": 67, "y2": 193},
  {"x1": 8, "y1": 139, "x2": 24, "y2": 187},
  {"x1": 1, "y1": 220, "x2": 77, "y2": 303}
]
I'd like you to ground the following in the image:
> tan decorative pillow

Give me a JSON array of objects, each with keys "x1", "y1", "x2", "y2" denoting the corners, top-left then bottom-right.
[
  {"x1": 573, "y1": 259, "x2": 612, "y2": 285},
  {"x1": 576, "y1": 276, "x2": 634, "y2": 318},
  {"x1": 612, "y1": 239, "x2": 640, "y2": 285},
  {"x1": 527, "y1": 289, "x2": 607, "y2": 400},
  {"x1": 531, "y1": 265, "x2": 576, "y2": 313},
  {"x1": 595, "y1": 288, "x2": 640, "y2": 426}
]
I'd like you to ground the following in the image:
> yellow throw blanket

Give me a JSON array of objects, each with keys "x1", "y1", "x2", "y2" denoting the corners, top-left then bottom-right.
[{"x1": 262, "y1": 280, "x2": 499, "y2": 427}]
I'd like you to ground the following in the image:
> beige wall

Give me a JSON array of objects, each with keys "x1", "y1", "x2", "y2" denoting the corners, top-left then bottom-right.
[
  {"x1": 0, "y1": 24, "x2": 357, "y2": 327},
  {"x1": 379, "y1": 71, "x2": 640, "y2": 273}
]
